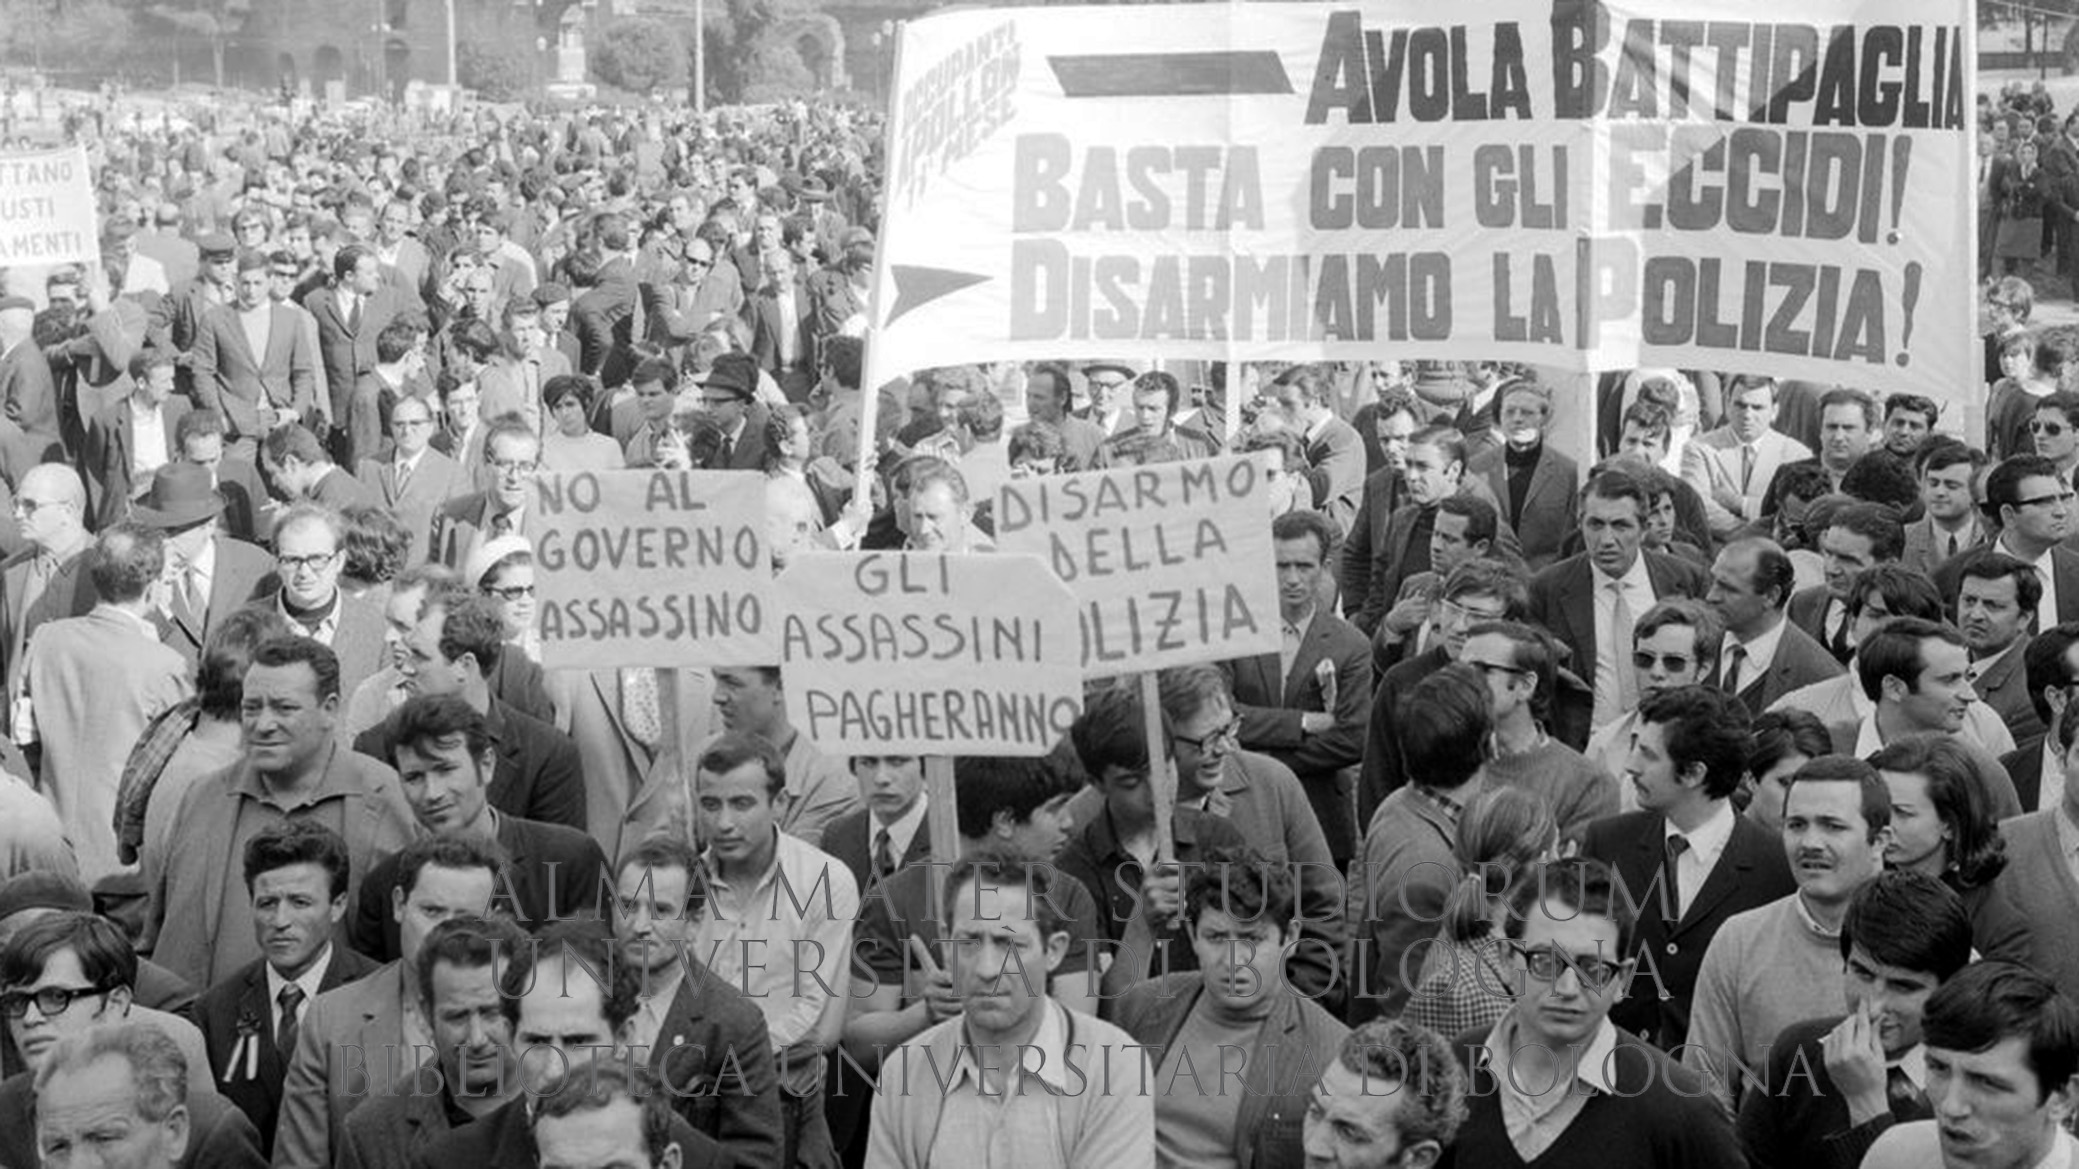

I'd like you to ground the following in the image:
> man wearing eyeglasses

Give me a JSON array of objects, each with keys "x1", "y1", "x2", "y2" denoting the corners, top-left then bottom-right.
[
  {"x1": 356, "y1": 395, "x2": 457, "y2": 569},
  {"x1": 1584, "y1": 598, "x2": 1722, "y2": 805},
  {"x1": 1456, "y1": 622, "x2": 1617, "y2": 844},
  {"x1": 1582, "y1": 686, "x2": 1792, "y2": 1052},
  {"x1": 0, "y1": 464, "x2": 95, "y2": 697},
  {"x1": 1934, "y1": 455, "x2": 2079, "y2": 634},
  {"x1": 0, "y1": 914, "x2": 264, "y2": 1169},
  {"x1": 431, "y1": 420, "x2": 540, "y2": 573},
  {"x1": 260, "y1": 504, "x2": 387, "y2": 704},
  {"x1": 1998, "y1": 622, "x2": 2079, "y2": 813},
  {"x1": 1445, "y1": 858, "x2": 1742, "y2": 1169}
]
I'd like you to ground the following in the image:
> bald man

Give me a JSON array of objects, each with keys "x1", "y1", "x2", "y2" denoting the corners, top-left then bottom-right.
[
  {"x1": 0, "y1": 465, "x2": 97, "y2": 694},
  {"x1": 0, "y1": 297, "x2": 61, "y2": 461}
]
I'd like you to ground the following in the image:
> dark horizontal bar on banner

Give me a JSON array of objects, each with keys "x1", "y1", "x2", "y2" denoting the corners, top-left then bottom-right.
[{"x1": 1049, "y1": 51, "x2": 1293, "y2": 97}]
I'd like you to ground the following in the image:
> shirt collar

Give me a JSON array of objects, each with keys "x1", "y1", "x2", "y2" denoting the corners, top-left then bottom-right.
[
  {"x1": 265, "y1": 943, "x2": 334, "y2": 1009},
  {"x1": 873, "y1": 793, "x2": 930, "y2": 860},
  {"x1": 1668, "y1": 800, "x2": 1736, "y2": 864},
  {"x1": 1283, "y1": 605, "x2": 1316, "y2": 637},
  {"x1": 1890, "y1": 1044, "x2": 1927, "y2": 1088},
  {"x1": 950, "y1": 996, "x2": 1073, "y2": 1093},
  {"x1": 702, "y1": 826, "x2": 784, "y2": 893},
  {"x1": 1591, "y1": 556, "x2": 1652, "y2": 593},
  {"x1": 93, "y1": 602, "x2": 161, "y2": 640},
  {"x1": 1726, "y1": 613, "x2": 1789, "y2": 667},
  {"x1": 1484, "y1": 1011, "x2": 1623, "y2": 1096}
]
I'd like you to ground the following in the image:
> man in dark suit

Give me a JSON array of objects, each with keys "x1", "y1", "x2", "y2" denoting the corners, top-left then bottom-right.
[
  {"x1": 147, "y1": 232, "x2": 238, "y2": 402},
  {"x1": 568, "y1": 246, "x2": 638, "y2": 391},
  {"x1": 689, "y1": 353, "x2": 769, "y2": 472},
  {"x1": 1528, "y1": 467, "x2": 1711, "y2": 731},
  {"x1": 265, "y1": 424, "x2": 372, "y2": 514},
  {"x1": 1466, "y1": 381, "x2": 1579, "y2": 572},
  {"x1": 254, "y1": 502, "x2": 387, "y2": 699},
  {"x1": 355, "y1": 594, "x2": 583, "y2": 831},
  {"x1": 191, "y1": 252, "x2": 319, "y2": 460},
  {"x1": 84, "y1": 351, "x2": 191, "y2": 529},
  {"x1": 346, "y1": 694, "x2": 605, "y2": 962},
  {"x1": 414, "y1": 921, "x2": 727, "y2": 1168},
  {"x1": 304, "y1": 244, "x2": 407, "y2": 445},
  {"x1": 1785, "y1": 501, "x2": 1905, "y2": 663},
  {"x1": 2004, "y1": 623, "x2": 2079, "y2": 812},
  {"x1": 358, "y1": 394, "x2": 460, "y2": 568},
  {"x1": 336, "y1": 914, "x2": 529, "y2": 1168},
  {"x1": 430, "y1": 420, "x2": 537, "y2": 572},
  {"x1": 747, "y1": 248, "x2": 817, "y2": 401},
  {"x1": 1267, "y1": 365, "x2": 1365, "y2": 533},
  {"x1": 133, "y1": 462, "x2": 275, "y2": 668},
  {"x1": 196, "y1": 822, "x2": 381, "y2": 1155},
  {"x1": 1580, "y1": 686, "x2": 1795, "y2": 1049},
  {"x1": 1735, "y1": 871, "x2": 1969, "y2": 1169},
  {"x1": 611, "y1": 837, "x2": 786, "y2": 1162},
  {"x1": 172, "y1": 408, "x2": 267, "y2": 545},
  {"x1": 1936, "y1": 455, "x2": 2079, "y2": 631},
  {"x1": 1222, "y1": 510, "x2": 1371, "y2": 870},
  {"x1": 1959, "y1": 554, "x2": 2048, "y2": 743},
  {"x1": 1707, "y1": 537, "x2": 1844, "y2": 715},
  {"x1": 822, "y1": 756, "x2": 930, "y2": 895},
  {"x1": 1343, "y1": 426, "x2": 1517, "y2": 637}
]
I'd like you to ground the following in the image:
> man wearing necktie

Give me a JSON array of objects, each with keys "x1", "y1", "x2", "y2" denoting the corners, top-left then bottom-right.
[
  {"x1": 0, "y1": 465, "x2": 94, "y2": 696},
  {"x1": 1785, "y1": 503, "x2": 1905, "y2": 665},
  {"x1": 1732, "y1": 870, "x2": 1973, "y2": 1168}
]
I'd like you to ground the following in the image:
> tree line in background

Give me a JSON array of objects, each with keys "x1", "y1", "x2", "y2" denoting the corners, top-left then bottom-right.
[{"x1": 0, "y1": 0, "x2": 839, "y2": 104}]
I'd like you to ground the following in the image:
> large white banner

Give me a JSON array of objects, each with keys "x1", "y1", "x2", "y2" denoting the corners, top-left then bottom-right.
[
  {"x1": 869, "y1": 0, "x2": 1972, "y2": 406},
  {"x1": 0, "y1": 146, "x2": 99, "y2": 268}
]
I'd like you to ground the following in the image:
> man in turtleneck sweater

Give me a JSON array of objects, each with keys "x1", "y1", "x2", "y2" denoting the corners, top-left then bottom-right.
[
  {"x1": 262, "y1": 503, "x2": 387, "y2": 704},
  {"x1": 1458, "y1": 620, "x2": 1619, "y2": 843},
  {"x1": 1466, "y1": 381, "x2": 1579, "y2": 572}
]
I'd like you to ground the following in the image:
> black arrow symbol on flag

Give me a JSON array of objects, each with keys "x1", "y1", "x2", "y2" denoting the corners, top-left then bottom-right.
[{"x1": 1048, "y1": 51, "x2": 1294, "y2": 98}]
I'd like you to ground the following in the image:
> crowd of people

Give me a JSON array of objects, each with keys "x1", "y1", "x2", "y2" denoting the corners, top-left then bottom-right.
[{"x1": 0, "y1": 87, "x2": 2068, "y2": 1169}]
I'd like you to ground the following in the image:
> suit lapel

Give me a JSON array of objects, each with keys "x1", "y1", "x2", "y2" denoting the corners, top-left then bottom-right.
[
  {"x1": 1564, "y1": 560, "x2": 1595, "y2": 676},
  {"x1": 1677, "y1": 822, "x2": 1757, "y2": 934},
  {"x1": 1284, "y1": 612, "x2": 1332, "y2": 707}
]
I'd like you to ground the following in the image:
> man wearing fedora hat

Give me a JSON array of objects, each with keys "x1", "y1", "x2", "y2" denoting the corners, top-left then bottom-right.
[
  {"x1": 134, "y1": 462, "x2": 275, "y2": 670},
  {"x1": 1078, "y1": 360, "x2": 1137, "y2": 438},
  {"x1": 692, "y1": 353, "x2": 769, "y2": 472}
]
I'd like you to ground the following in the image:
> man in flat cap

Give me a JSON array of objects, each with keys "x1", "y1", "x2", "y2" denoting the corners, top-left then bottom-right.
[{"x1": 147, "y1": 233, "x2": 238, "y2": 402}]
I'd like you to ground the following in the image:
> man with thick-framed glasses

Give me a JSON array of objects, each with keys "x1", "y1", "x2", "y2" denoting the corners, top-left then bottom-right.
[
  {"x1": 0, "y1": 912, "x2": 266, "y2": 1169},
  {"x1": 1444, "y1": 858, "x2": 1742, "y2": 1169}
]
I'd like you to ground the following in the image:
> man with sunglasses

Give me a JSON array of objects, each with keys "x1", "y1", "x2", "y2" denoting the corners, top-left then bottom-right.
[
  {"x1": 2033, "y1": 392, "x2": 2079, "y2": 485},
  {"x1": 1934, "y1": 455, "x2": 2079, "y2": 632},
  {"x1": 1583, "y1": 598, "x2": 1721, "y2": 806},
  {"x1": 1582, "y1": 685, "x2": 1792, "y2": 1050},
  {"x1": 1444, "y1": 858, "x2": 1742, "y2": 1169},
  {"x1": 0, "y1": 913, "x2": 264, "y2": 1169}
]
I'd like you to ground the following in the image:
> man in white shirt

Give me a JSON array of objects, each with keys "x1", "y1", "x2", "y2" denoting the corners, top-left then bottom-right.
[
  {"x1": 1841, "y1": 618, "x2": 1980, "y2": 760},
  {"x1": 1859, "y1": 961, "x2": 2079, "y2": 1169},
  {"x1": 1710, "y1": 537, "x2": 1846, "y2": 712},
  {"x1": 1585, "y1": 598, "x2": 1720, "y2": 811},
  {"x1": 1934, "y1": 455, "x2": 2079, "y2": 634},
  {"x1": 1958, "y1": 555, "x2": 2045, "y2": 741},
  {"x1": 193, "y1": 821, "x2": 381, "y2": 1154},
  {"x1": 1685, "y1": 373, "x2": 1813, "y2": 538},
  {"x1": 1903, "y1": 442, "x2": 1988, "y2": 576}
]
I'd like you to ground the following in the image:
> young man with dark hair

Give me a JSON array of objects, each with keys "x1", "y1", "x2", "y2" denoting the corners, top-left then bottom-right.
[
  {"x1": 1584, "y1": 598, "x2": 1723, "y2": 800},
  {"x1": 1060, "y1": 684, "x2": 1251, "y2": 991},
  {"x1": 1581, "y1": 685, "x2": 1791, "y2": 1049},
  {"x1": 196, "y1": 822, "x2": 378, "y2": 1154},
  {"x1": 1354, "y1": 663, "x2": 1490, "y2": 1020},
  {"x1": 610, "y1": 836, "x2": 783, "y2": 1164},
  {"x1": 415, "y1": 922, "x2": 726, "y2": 1167},
  {"x1": 1224, "y1": 508, "x2": 1371, "y2": 869},
  {"x1": 1684, "y1": 756, "x2": 1895, "y2": 1105},
  {"x1": 337, "y1": 914, "x2": 528, "y2": 1166},
  {"x1": 687, "y1": 730, "x2": 855, "y2": 1169},
  {"x1": 1861, "y1": 961, "x2": 2079, "y2": 1169},
  {"x1": 1787, "y1": 500, "x2": 1907, "y2": 663},
  {"x1": 354, "y1": 594, "x2": 584, "y2": 831},
  {"x1": 1737, "y1": 870, "x2": 1973, "y2": 1168},
  {"x1": 2006, "y1": 621, "x2": 2079, "y2": 810},
  {"x1": 529, "y1": 1059, "x2": 684, "y2": 1169},
  {"x1": 704, "y1": 665, "x2": 858, "y2": 851},
  {"x1": 1459, "y1": 619, "x2": 1617, "y2": 840},
  {"x1": 865, "y1": 851, "x2": 1155, "y2": 1168},
  {"x1": 1685, "y1": 374, "x2": 1812, "y2": 539},
  {"x1": 347, "y1": 693, "x2": 604, "y2": 960},
  {"x1": 1304, "y1": 1019, "x2": 1467, "y2": 1169},
  {"x1": 1842, "y1": 618, "x2": 1989, "y2": 761},
  {"x1": 1116, "y1": 859, "x2": 1348, "y2": 1169},
  {"x1": 1445, "y1": 858, "x2": 1743, "y2": 1168},
  {"x1": 1934, "y1": 454, "x2": 2079, "y2": 630},
  {"x1": 1903, "y1": 441, "x2": 1990, "y2": 575},
  {"x1": 1956, "y1": 554, "x2": 2046, "y2": 739},
  {"x1": 1466, "y1": 380, "x2": 1580, "y2": 571},
  {"x1": 274, "y1": 834, "x2": 499, "y2": 1169}
]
